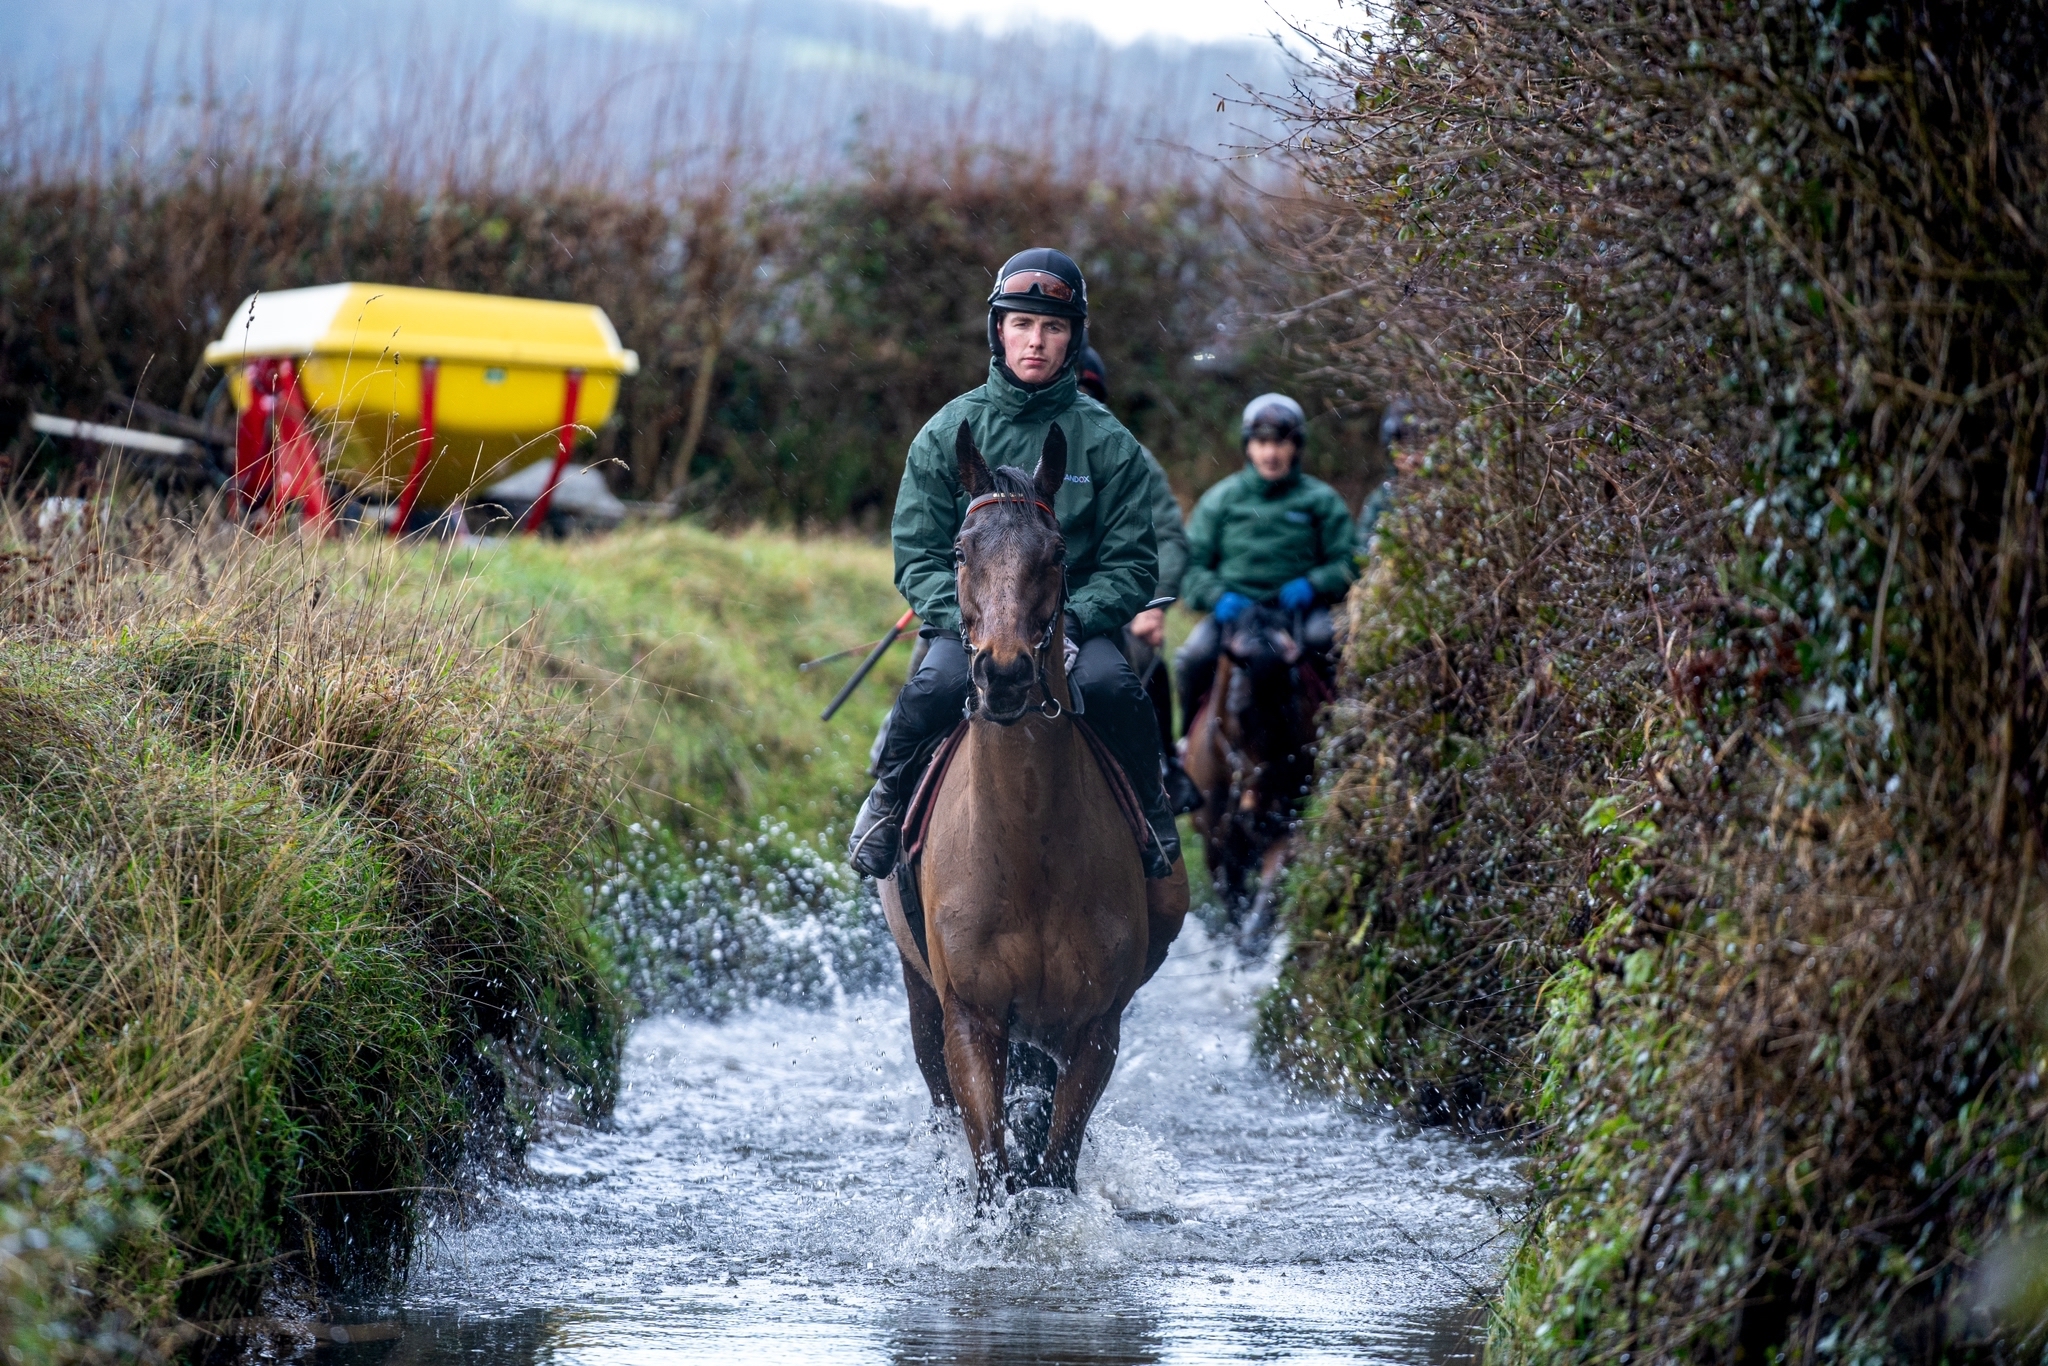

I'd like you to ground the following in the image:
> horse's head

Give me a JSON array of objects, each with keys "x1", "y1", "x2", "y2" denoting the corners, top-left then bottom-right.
[
  {"x1": 1219, "y1": 603, "x2": 1306, "y2": 765},
  {"x1": 953, "y1": 422, "x2": 1067, "y2": 726}
]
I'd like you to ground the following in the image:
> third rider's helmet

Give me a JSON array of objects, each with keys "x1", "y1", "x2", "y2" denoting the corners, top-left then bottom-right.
[
  {"x1": 987, "y1": 248, "x2": 1090, "y2": 374},
  {"x1": 1241, "y1": 393, "x2": 1308, "y2": 451}
]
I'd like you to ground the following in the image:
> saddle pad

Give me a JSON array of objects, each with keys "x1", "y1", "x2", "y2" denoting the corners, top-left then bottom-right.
[
  {"x1": 900, "y1": 719, "x2": 971, "y2": 865},
  {"x1": 1073, "y1": 716, "x2": 1159, "y2": 862}
]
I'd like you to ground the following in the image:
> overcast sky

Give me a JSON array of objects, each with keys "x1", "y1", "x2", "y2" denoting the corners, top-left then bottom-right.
[{"x1": 870, "y1": 0, "x2": 1355, "y2": 47}]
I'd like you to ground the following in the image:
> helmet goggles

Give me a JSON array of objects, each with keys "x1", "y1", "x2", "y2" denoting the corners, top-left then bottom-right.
[{"x1": 991, "y1": 269, "x2": 1079, "y2": 305}]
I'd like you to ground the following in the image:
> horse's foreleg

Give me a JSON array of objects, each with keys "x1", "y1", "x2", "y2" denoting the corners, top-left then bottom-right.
[
  {"x1": 1039, "y1": 1013, "x2": 1121, "y2": 1192},
  {"x1": 902, "y1": 954, "x2": 954, "y2": 1110},
  {"x1": 940, "y1": 993, "x2": 1010, "y2": 1210}
]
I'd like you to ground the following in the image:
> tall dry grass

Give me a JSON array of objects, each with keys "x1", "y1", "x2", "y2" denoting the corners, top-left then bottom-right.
[{"x1": 0, "y1": 510, "x2": 622, "y2": 1354}]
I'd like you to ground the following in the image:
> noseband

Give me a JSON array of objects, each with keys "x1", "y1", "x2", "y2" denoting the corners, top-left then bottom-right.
[{"x1": 959, "y1": 490, "x2": 1066, "y2": 720}]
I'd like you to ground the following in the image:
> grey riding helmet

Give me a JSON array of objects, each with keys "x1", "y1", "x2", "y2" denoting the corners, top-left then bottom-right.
[
  {"x1": 987, "y1": 248, "x2": 1089, "y2": 377},
  {"x1": 1241, "y1": 393, "x2": 1307, "y2": 457}
]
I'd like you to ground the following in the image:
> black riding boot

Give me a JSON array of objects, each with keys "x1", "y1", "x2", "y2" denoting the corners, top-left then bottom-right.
[
  {"x1": 847, "y1": 774, "x2": 905, "y2": 878},
  {"x1": 848, "y1": 633, "x2": 973, "y2": 879}
]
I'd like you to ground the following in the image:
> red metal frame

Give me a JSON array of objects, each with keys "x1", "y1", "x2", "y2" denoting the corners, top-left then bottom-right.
[
  {"x1": 235, "y1": 355, "x2": 587, "y2": 539},
  {"x1": 521, "y1": 368, "x2": 585, "y2": 533},
  {"x1": 390, "y1": 358, "x2": 439, "y2": 537},
  {"x1": 233, "y1": 359, "x2": 335, "y2": 536}
]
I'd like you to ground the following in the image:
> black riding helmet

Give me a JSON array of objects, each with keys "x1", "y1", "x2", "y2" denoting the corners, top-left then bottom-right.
[{"x1": 987, "y1": 248, "x2": 1089, "y2": 384}]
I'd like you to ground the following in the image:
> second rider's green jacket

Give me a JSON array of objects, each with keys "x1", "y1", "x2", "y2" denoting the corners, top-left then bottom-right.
[
  {"x1": 1180, "y1": 465, "x2": 1358, "y2": 612},
  {"x1": 1141, "y1": 448, "x2": 1188, "y2": 605},
  {"x1": 893, "y1": 362, "x2": 1158, "y2": 642}
]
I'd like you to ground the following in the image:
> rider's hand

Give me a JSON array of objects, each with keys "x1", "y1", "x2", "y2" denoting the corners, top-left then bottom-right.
[
  {"x1": 1128, "y1": 607, "x2": 1166, "y2": 648},
  {"x1": 1278, "y1": 577, "x2": 1316, "y2": 612},
  {"x1": 1214, "y1": 592, "x2": 1253, "y2": 624}
]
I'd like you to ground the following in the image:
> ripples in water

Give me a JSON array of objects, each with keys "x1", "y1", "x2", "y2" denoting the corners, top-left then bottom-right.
[{"x1": 302, "y1": 929, "x2": 1523, "y2": 1364}]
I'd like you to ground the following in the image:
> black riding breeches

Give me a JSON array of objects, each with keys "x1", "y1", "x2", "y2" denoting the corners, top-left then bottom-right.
[
  {"x1": 872, "y1": 632, "x2": 1172, "y2": 829},
  {"x1": 1118, "y1": 628, "x2": 1176, "y2": 758},
  {"x1": 1175, "y1": 606, "x2": 1334, "y2": 735},
  {"x1": 872, "y1": 633, "x2": 973, "y2": 796}
]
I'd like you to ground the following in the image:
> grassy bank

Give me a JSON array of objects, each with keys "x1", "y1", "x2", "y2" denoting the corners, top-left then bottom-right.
[
  {"x1": 1261, "y1": 1, "x2": 2048, "y2": 1359},
  {"x1": 437, "y1": 522, "x2": 904, "y2": 835},
  {"x1": 0, "y1": 530, "x2": 622, "y2": 1357},
  {"x1": 417, "y1": 522, "x2": 908, "y2": 1016}
]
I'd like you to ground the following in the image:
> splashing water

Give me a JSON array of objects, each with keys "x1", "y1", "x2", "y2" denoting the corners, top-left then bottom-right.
[
  {"x1": 315, "y1": 925, "x2": 1524, "y2": 1363},
  {"x1": 599, "y1": 821, "x2": 896, "y2": 1017}
]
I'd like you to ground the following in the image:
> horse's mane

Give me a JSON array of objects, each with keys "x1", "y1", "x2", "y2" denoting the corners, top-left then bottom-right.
[{"x1": 988, "y1": 465, "x2": 1037, "y2": 496}]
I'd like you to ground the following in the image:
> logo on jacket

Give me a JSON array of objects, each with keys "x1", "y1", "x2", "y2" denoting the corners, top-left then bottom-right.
[{"x1": 1064, "y1": 474, "x2": 1091, "y2": 484}]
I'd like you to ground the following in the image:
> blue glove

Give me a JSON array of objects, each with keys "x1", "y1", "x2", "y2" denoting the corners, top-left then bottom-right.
[
  {"x1": 1214, "y1": 591, "x2": 1253, "y2": 624},
  {"x1": 1278, "y1": 577, "x2": 1317, "y2": 612}
]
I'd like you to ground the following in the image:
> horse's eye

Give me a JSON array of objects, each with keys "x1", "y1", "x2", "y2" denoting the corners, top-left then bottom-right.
[{"x1": 952, "y1": 545, "x2": 965, "y2": 565}]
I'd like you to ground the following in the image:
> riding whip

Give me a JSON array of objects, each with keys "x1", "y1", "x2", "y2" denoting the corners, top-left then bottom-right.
[
  {"x1": 800, "y1": 637, "x2": 892, "y2": 672},
  {"x1": 819, "y1": 608, "x2": 917, "y2": 722}
]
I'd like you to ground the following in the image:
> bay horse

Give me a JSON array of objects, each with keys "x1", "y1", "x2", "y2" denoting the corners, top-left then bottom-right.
[
  {"x1": 1180, "y1": 603, "x2": 1327, "y2": 950},
  {"x1": 878, "y1": 422, "x2": 1187, "y2": 1211}
]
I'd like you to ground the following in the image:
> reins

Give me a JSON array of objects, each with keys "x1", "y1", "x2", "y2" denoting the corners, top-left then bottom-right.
[{"x1": 958, "y1": 488, "x2": 1066, "y2": 720}]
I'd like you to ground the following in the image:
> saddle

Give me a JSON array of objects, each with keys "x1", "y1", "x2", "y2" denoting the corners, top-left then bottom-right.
[{"x1": 884, "y1": 716, "x2": 1159, "y2": 982}]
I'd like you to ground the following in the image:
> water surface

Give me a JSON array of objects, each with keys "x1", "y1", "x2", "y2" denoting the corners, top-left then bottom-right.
[{"x1": 310, "y1": 932, "x2": 1522, "y2": 1364}]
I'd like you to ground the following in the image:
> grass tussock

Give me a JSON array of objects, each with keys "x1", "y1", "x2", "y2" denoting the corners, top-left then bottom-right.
[
  {"x1": 1261, "y1": 0, "x2": 2048, "y2": 1359},
  {"x1": 426, "y1": 522, "x2": 905, "y2": 834},
  {"x1": 0, "y1": 520, "x2": 621, "y2": 1356}
]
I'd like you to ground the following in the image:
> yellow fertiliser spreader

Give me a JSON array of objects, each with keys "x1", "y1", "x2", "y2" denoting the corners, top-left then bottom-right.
[{"x1": 203, "y1": 283, "x2": 639, "y2": 533}]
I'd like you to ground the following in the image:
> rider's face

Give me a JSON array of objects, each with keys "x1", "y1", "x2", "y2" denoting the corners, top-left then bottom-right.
[
  {"x1": 1247, "y1": 436, "x2": 1297, "y2": 481},
  {"x1": 999, "y1": 312, "x2": 1072, "y2": 384}
]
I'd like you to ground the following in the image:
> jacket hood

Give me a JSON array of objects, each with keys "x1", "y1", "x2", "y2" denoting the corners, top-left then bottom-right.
[{"x1": 983, "y1": 359, "x2": 1079, "y2": 423}]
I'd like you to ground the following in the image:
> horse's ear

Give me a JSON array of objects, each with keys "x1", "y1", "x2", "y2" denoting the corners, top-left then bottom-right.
[
  {"x1": 1033, "y1": 424, "x2": 1068, "y2": 504},
  {"x1": 955, "y1": 422, "x2": 993, "y2": 498}
]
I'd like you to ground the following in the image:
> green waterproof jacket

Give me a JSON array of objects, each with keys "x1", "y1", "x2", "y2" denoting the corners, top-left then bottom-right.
[
  {"x1": 893, "y1": 362, "x2": 1158, "y2": 641},
  {"x1": 1180, "y1": 465, "x2": 1358, "y2": 612},
  {"x1": 1141, "y1": 447, "x2": 1188, "y2": 604}
]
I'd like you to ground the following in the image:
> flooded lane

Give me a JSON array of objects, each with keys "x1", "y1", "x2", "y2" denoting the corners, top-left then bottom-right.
[{"x1": 319, "y1": 932, "x2": 1522, "y2": 1364}]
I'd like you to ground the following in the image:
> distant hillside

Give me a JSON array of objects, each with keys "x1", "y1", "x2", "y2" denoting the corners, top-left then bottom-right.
[{"x1": 1, "y1": 0, "x2": 1291, "y2": 186}]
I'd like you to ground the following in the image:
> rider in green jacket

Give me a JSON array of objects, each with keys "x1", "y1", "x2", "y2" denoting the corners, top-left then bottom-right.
[
  {"x1": 1175, "y1": 394, "x2": 1358, "y2": 729},
  {"x1": 848, "y1": 248, "x2": 1183, "y2": 882}
]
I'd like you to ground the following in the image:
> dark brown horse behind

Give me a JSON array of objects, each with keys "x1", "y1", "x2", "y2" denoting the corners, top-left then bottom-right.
[
  {"x1": 878, "y1": 423, "x2": 1188, "y2": 1210},
  {"x1": 1181, "y1": 604, "x2": 1327, "y2": 948}
]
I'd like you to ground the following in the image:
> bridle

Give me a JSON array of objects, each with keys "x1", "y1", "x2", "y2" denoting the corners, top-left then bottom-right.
[
  {"x1": 962, "y1": 491, "x2": 1054, "y2": 521},
  {"x1": 958, "y1": 490, "x2": 1067, "y2": 720}
]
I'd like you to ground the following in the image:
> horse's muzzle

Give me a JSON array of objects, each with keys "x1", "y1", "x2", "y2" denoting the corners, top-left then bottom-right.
[{"x1": 971, "y1": 651, "x2": 1036, "y2": 725}]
